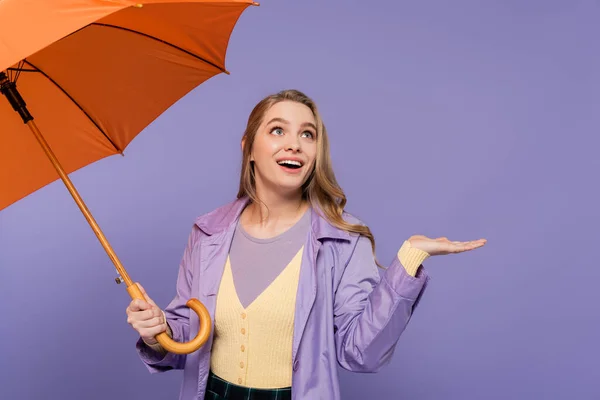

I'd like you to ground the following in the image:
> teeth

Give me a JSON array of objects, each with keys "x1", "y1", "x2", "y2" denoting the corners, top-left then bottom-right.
[{"x1": 278, "y1": 160, "x2": 302, "y2": 167}]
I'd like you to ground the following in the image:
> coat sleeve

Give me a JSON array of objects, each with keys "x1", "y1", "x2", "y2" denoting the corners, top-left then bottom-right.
[
  {"x1": 333, "y1": 234, "x2": 430, "y2": 372},
  {"x1": 135, "y1": 226, "x2": 201, "y2": 373}
]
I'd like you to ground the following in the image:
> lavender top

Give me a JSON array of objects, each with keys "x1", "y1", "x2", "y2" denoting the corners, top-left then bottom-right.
[{"x1": 229, "y1": 209, "x2": 310, "y2": 308}]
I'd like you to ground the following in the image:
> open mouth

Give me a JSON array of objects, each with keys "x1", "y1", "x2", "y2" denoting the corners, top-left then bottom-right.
[{"x1": 277, "y1": 160, "x2": 303, "y2": 170}]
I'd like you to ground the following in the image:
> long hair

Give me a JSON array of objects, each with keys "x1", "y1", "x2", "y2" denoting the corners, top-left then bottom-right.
[{"x1": 237, "y1": 89, "x2": 383, "y2": 268}]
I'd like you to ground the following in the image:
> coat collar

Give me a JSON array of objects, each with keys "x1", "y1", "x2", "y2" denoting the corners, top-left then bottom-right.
[{"x1": 194, "y1": 196, "x2": 352, "y2": 242}]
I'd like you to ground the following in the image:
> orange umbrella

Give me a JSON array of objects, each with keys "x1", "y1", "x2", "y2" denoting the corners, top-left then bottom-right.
[{"x1": 0, "y1": 0, "x2": 257, "y2": 354}]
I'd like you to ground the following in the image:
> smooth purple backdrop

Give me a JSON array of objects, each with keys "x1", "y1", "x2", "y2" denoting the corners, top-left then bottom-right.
[{"x1": 1, "y1": 1, "x2": 598, "y2": 399}]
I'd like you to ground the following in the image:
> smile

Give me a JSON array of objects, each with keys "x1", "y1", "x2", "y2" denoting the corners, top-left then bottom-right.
[
  {"x1": 277, "y1": 159, "x2": 304, "y2": 174},
  {"x1": 277, "y1": 160, "x2": 303, "y2": 169}
]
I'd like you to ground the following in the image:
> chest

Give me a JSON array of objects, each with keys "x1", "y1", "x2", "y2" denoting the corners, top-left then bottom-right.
[
  {"x1": 216, "y1": 249, "x2": 304, "y2": 319},
  {"x1": 191, "y1": 231, "x2": 350, "y2": 323}
]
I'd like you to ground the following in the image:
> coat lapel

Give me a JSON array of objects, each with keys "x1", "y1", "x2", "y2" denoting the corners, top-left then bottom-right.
[
  {"x1": 199, "y1": 230, "x2": 233, "y2": 298},
  {"x1": 194, "y1": 197, "x2": 249, "y2": 301},
  {"x1": 292, "y1": 207, "x2": 352, "y2": 363}
]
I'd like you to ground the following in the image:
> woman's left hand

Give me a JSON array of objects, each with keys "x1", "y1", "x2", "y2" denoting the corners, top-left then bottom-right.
[{"x1": 408, "y1": 235, "x2": 487, "y2": 256}]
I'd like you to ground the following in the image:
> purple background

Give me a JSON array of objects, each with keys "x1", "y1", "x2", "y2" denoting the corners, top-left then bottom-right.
[{"x1": 1, "y1": 1, "x2": 599, "y2": 399}]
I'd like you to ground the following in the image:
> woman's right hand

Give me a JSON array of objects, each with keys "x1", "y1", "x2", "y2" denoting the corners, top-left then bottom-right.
[{"x1": 126, "y1": 283, "x2": 168, "y2": 346}]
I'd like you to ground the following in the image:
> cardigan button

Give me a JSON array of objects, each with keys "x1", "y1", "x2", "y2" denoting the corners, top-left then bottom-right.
[{"x1": 293, "y1": 359, "x2": 299, "y2": 371}]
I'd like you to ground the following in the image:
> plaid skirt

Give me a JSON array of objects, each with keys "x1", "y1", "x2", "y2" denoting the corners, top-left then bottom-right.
[{"x1": 205, "y1": 371, "x2": 292, "y2": 400}]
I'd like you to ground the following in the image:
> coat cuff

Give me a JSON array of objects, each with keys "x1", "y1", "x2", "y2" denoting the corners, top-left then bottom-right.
[
  {"x1": 397, "y1": 240, "x2": 430, "y2": 277},
  {"x1": 383, "y1": 245, "x2": 430, "y2": 303}
]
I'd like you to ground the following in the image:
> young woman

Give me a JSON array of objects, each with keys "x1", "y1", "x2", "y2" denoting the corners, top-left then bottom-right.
[{"x1": 126, "y1": 89, "x2": 486, "y2": 400}]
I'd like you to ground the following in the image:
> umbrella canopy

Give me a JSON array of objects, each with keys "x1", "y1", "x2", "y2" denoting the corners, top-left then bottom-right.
[
  {"x1": 0, "y1": 0, "x2": 257, "y2": 354},
  {"x1": 1, "y1": 0, "x2": 256, "y2": 210}
]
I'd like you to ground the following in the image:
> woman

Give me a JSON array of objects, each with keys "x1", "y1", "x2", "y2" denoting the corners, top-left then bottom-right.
[{"x1": 126, "y1": 89, "x2": 486, "y2": 400}]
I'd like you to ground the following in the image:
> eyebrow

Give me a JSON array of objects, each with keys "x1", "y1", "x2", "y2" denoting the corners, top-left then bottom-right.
[{"x1": 267, "y1": 117, "x2": 317, "y2": 131}]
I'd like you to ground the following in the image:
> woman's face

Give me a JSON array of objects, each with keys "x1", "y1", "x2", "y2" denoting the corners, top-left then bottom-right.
[{"x1": 247, "y1": 100, "x2": 318, "y2": 198}]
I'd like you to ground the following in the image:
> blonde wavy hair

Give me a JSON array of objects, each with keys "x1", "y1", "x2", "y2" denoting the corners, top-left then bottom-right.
[{"x1": 237, "y1": 89, "x2": 383, "y2": 267}]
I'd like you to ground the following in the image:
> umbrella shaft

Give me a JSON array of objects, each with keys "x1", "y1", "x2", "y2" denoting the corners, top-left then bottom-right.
[
  {"x1": 26, "y1": 120, "x2": 133, "y2": 287},
  {"x1": 1, "y1": 73, "x2": 131, "y2": 286}
]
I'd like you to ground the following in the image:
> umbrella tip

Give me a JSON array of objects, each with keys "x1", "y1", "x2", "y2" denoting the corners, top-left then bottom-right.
[
  {"x1": 224, "y1": 70, "x2": 231, "y2": 75},
  {"x1": 252, "y1": 2, "x2": 260, "y2": 6}
]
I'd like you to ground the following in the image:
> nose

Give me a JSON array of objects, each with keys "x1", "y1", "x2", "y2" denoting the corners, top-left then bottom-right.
[{"x1": 285, "y1": 135, "x2": 301, "y2": 152}]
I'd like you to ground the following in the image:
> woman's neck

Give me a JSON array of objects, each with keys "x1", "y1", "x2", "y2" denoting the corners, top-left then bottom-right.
[{"x1": 241, "y1": 189, "x2": 309, "y2": 238}]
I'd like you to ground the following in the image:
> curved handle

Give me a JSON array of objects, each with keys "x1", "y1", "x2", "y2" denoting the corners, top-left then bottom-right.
[{"x1": 127, "y1": 284, "x2": 212, "y2": 354}]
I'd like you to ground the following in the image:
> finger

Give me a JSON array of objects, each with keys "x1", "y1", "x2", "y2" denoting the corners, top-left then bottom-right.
[
  {"x1": 450, "y1": 238, "x2": 486, "y2": 243},
  {"x1": 135, "y1": 299, "x2": 152, "y2": 311},
  {"x1": 142, "y1": 307, "x2": 162, "y2": 321},
  {"x1": 127, "y1": 299, "x2": 149, "y2": 312},
  {"x1": 467, "y1": 239, "x2": 486, "y2": 248},
  {"x1": 444, "y1": 242, "x2": 466, "y2": 253},
  {"x1": 136, "y1": 282, "x2": 146, "y2": 295},
  {"x1": 447, "y1": 243, "x2": 463, "y2": 253},
  {"x1": 135, "y1": 283, "x2": 158, "y2": 307},
  {"x1": 134, "y1": 306, "x2": 161, "y2": 321},
  {"x1": 456, "y1": 244, "x2": 474, "y2": 253},
  {"x1": 451, "y1": 241, "x2": 484, "y2": 252},
  {"x1": 127, "y1": 307, "x2": 161, "y2": 325},
  {"x1": 135, "y1": 282, "x2": 149, "y2": 303},
  {"x1": 141, "y1": 324, "x2": 168, "y2": 339},
  {"x1": 145, "y1": 297, "x2": 158, "y2": 308},
  {"x1": 135, "y1": 315, "x2": 166, "y2": 329}
]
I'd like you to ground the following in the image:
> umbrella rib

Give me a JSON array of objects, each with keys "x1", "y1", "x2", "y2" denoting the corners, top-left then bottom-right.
[
  {"x1": 7, "y1": 67, "x2": 37, "y2": 73},
  {"x1": 90, "y1": 23, "x2": 228, "y2": 74},
  {"x1": 22, "y1": 60, "x2": 123, "y2": 154}
]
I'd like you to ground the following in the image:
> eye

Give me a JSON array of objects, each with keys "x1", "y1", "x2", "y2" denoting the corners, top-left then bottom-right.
[
  {"x1": 302, "y1": 131, "x2": 314, "y2": 139},
  {"x1": 270, "y1": 126, "x2": 284, "y2": 136}
]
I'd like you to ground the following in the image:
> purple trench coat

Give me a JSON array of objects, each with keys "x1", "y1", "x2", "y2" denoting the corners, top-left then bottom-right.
[{"x1": 136, "y1": 197, "x2": 430, "y2": 399}]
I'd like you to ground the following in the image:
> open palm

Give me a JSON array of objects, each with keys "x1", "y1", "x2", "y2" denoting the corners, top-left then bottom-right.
[{"x1": 408, "y1": 235, "x2": 487, "y2": 256}]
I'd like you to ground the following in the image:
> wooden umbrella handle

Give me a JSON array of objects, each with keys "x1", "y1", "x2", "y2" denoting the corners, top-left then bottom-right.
[{"x1": 127, "y1": 283, "x2": 211, "y2": 354}]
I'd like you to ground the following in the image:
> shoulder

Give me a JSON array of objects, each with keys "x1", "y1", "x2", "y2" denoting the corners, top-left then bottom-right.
[
  {"x1": 341, "y1": 210, "x2": 366, "y2": 228},
  {"x1": 193, "y1": 197, "x2": 249, "y2": 235},
  {"x1": 332, "y1": 210, "x2": 374, "y2": 259},
  {"x1": 312, "y1": 207, "x2": 368, "y2": 259}
]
